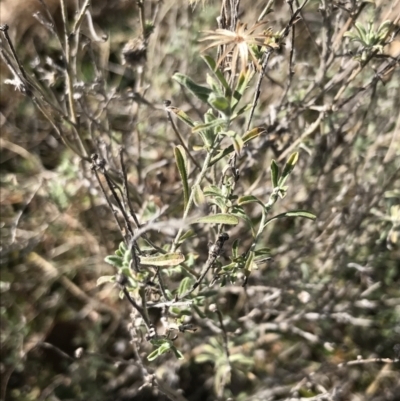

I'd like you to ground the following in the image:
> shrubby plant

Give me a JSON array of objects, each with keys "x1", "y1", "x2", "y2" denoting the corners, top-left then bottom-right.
[{"x1": 1, "y1": 0, "x2": 399, "y2": 400}]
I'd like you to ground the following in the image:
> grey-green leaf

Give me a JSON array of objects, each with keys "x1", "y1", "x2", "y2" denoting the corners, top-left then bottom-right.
[
  {"x1": 193, "y1": 184, "x2": 206, "y2": 206},
  {"x1": 278, "y1": 152, "x2": 298, "y2": 187},
  {"x1": 208, "y1": 93, "x2": 231, "y2": 115},
  {"x1": 178, "y1": 277, "x2": 194, "y2": 296},
  {"x1": 140, "y1": 253, "x2": 185, "y2": 267},
  {"x1": 270, "y1": 159, "x2": 279, "y2": 188},
  {"x1": 105, "y1": 255, "x2": 123, "y2": 268},
  {"x1": 96, "y1": 275, "x2": 115, "y2": 286},
  {"x1": 238, "y1": 195, "x2": 264, "y2": 206},
  {"x1": 192, "y1": 214, "x2": 239, "y2": 225},
  {"x1": 201, "y1": 55, "x2": 230, "y2": 92},
  {"x1": 167, "y1": 106, "x2": 196, "y2": 127},
  {"x1": 264, "y1": 209, "x2": 316, "y2": 228},
  {"x1": 173, "y1": 73, "x2": 212, "y2": 104},
  {"x1": 174, "y1": 145, "x2": 189, "y2": 209}
]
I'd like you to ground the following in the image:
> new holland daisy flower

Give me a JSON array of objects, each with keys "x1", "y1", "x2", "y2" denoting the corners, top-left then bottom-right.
[{"x1": 200, "y1": 20, "x2": 278, "y2": 78}]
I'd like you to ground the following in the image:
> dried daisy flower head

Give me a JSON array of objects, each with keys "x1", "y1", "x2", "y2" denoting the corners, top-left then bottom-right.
[
  {"x1": 121, "y1": 21, "x2": 154, "y2": 69},
  {"x1": 200, "y1": 20, "x2": 278, "y2": 78},
  {"x1": 122, "y1": 37, "x2": 147, "y2": 68}
]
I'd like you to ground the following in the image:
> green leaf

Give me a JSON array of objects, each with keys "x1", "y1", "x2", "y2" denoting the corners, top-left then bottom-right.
[
  {"x1": 140, "y1": 253, "x2": 185, "y2": 267},
  {"x1": 224, "y1": 130, "x2": 243, "y2": 155},
  {"x1": 104, "y1": 255, "x2": 123, "y2": 268},
  {"x1": 207, "y1": 196, "x2": 228, "y2": 213},
  {"x1": 192, "y1": 213, "x2": 239, "y2": 225},
  {"x1": 232, "y1": 239, "x2": 240, "y2": 259},
  {"x1": 208, "y1": 127, "x2": 265, "y2": 167},
  {"x1": 206, "y1": 74, "x2": 223, "y2": 95},
  {"x1": 174, "y1": 145, "x2": 189, "y2": 209},
  {"x1": 230, "y1": 103, "x2": 252, "y2": 120},
  {"x1": 123, "y1": 247, "x2": 132, "y2": 265},
  {"x1": 193, "y1": 184, "x2": 206, "y2": 206},
  {"x1": 278, "y1": 152, "x2": 299, "y2": 187},
  {"x1": 231, "y1": 69, "x2": 254, "y2": 111},
  {"x1": 270, "y1": 160, "x2": 279, "y2": 188},
  {"x1": 172, "y1": 346, "x2": 184, "y2": 359},
  {"x1": 178, "y1": 229, "x2": 197, "y2": 244},
  {"x1": 168, "y1": 106, "x2": 196, "y2": 127},
  {"x1": 244, "y1": 251, "x2": 256, "y2": 278},
  {"x1": 147, "y1": 348, "x2": 161, "y2": 361},
  {"x1": 203, "y1": 185, "x2": 223, "y2": 197},
  {"x1": 238, "y1": 195, "x2": 264, "y2": 206},
  {"x1": 119, "y1": 242, "x2": 127, "y2": 253},
  {"x1": 231, "y1": 206, "x2": 255, "y2": 237},
  {"x1": 158, "y1": 341, "x2": 172, "y2": 354},
  {"x1": 96, "y1": 275, "x2": 115, "y2": 286},
  {"x1": 192, "y1": 118, "x2": 226, "y2": 133},
  {"x1": 173, "y1": 73, "x2": 212, "y2": 104},
  {"x1": 201, "y1": 55, "x2": 230, "y2": 93},
  {"x1": 254, "y1": 247, "x2": 271, "y2": 257},
  {"x1": 208, "y1": 93, "x2": 231, "y2": 115},
  {"x1": 264, "y1": 209, "x2": 316, "y2": 228},
  {"x1": 178, "y1": 277, "x2": 194, "y2": 296},
  {"x1": 242, "y1": 126, "x2": 265, "y2": 143}
]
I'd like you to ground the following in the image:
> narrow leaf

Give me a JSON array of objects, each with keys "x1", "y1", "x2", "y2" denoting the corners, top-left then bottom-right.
[
  {"x1": 192, "y1": 214, "x2": 239, "y2": 225},
  {"x1": 172, "y1": 347, "x2": 184, "y2": 359},
  {"x1": 264, "y1": 209, "x2": 317, "y2": 228},
  {"x1": 208, "y1": 93, "x2": 231, "y2": 115},
  {"x1": 230, "y1": 103, "x2": 252, "y2": 120},
  {"x1": 174, "y1": 146, "x2": 189, "y2": 209},
  {"x1": 168, "y1": 106, "x2": 195, "y2": 127},
  {"x1": 209, "y1": 127, "x2": 265, "y2": 166},
  {"x1": 270, "y1": 160, "x2": 279, "y2": 188},
  {"x1": 278, "y1": 152, "x2": 299, "y2": 187},
  {"x1": 244, "y1": 251, "x2": 256, "y2": 278},
  {"x1": 206, "y1": 74, "x2": 223, "y2": 95},
  {"x1": 178, "y1": 229, "x2": 197, "y2": 244},
  {"x1": 96, "y1": 275, "x2": 115, "y2": 286},
  {"x1": 242, "y1": 126, "x2": 265, "y2": 144},
  {"x1": 231, "y1": 206, "x2": 255, "y2": 237},
  {"x1": 147, "y1": 349, "x2": 161, "y2": 361},
  {"x1": 203, "y1": 185, "x2": 223, "y2": 197},
  {"x1": 140, "y1": 252, "x2": 185, "y2": 267},
  {"x1": 192, "y1": 118, "x2": 225, "y2": 133},
  {"x1": 202, "y1": 55, "x2": 230, "y2": 92},
  {"x1": 232, "y1": 239, "x2": 240, "y2": 259},
  {"x1": 193, "y1": 184, "x2": 206, "y2": 206},
  {"x1": 231, "y1": 69, "x2": 254, "y2": 111},
  {"x1": 178, "y1": 277, "x2": 194, "y2": 296},
  {"x1": 238, "y1": 195, "x2": 264, "y2": 206},
  {"x1": 224, "y1": 130, "x2": 243, "y2": 155},
  {"x1": 254, "y1": 247, "x2": 271, "y2": 257},
  {"x1": 104, "y1": 255, "x2": 123, "y2": 268},
  {"x1": 173, "y1": 73, "x2": 212, "y2": 103}
]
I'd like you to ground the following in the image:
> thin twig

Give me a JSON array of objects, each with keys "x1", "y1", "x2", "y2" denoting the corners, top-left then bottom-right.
[
  {"x1": 178, "y1": 233, "x2": 229, "y2": 300},
  {"x1": 59, "y1": 0, "x2": 77, "y2": 124},
  {"x1": 91, "y1": 162, "x2": 125, "y2": 238},
  {"x1": 0, "y1": 24, "x2": 28, "y2": 81},
  {"x1": 71, "y1": 0, "x2": 91, "y2": 35},
  {"x1": 122, "y1": 287, "x2": 153, "y2": 331},
  {"x1": 278, "y1": 0, "x2": 296, "y2": 108},
  {"x1": 246, "y1": 51, "x2": 271, "y2": 131},
  {"x1": 277, "y1": 112, "x2": 325, "y2": 162},
  {"x1": 165, "y1": 103, "x2": 203, "y2": 172},
  {"x1": 338, "y1": 357, "x2": 399, "y2": 367}
]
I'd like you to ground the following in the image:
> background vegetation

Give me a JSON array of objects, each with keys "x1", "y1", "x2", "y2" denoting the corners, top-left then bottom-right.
[{"x1": 1, "y1": 0, "x2": 399, "y2": 400}]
